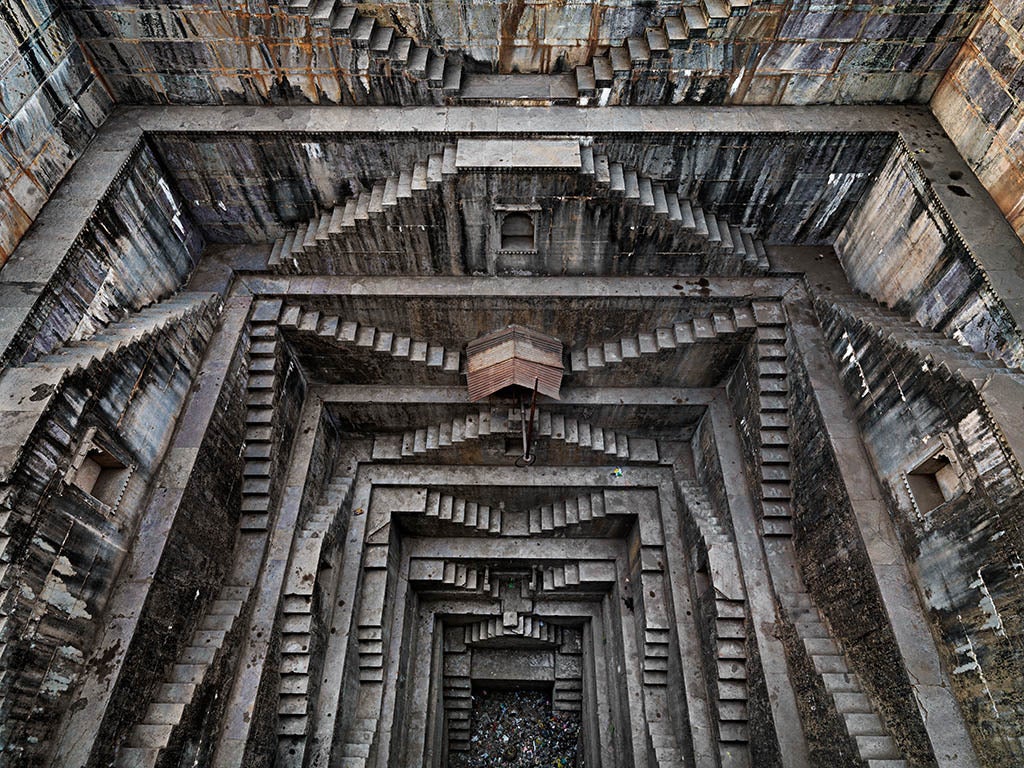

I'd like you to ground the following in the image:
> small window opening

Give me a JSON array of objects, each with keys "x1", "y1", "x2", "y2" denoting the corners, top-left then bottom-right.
[
  {"x1": 500, "y1": 213, "x2": 535, "y2": 251},
  {"x1": 907, "y1": 452, "x2": 960, "y2": 513}
]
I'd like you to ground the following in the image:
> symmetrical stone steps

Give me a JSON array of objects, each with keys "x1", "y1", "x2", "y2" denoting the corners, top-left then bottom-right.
[
  {"x1": 751, "y1": 303, "x2": 793, "y2": 537},
  {"x1": 787, "y1": 592, "x2": 908, "y2": 767},
  {"x1": 0, "y1": 294, "x2": 223, "y2": 715},
  {"x1": 371, "y1": 407, "x2": 661, "y2": 464},
  {"x1": 268, "y1": 146, "x2": 455, "y2": 274},
  {"x1": 586, "y1": 147, "x2": 768, "y2": 275},
  {"x1": 528, "y1": 492, "x2": 607, "y2": 534},
  {"x1": 283, "y1": 1, "x2": 461, "y2": 98},
  {"x1": 463, "y1": 614, "x2": 560, "y2": 645},
  {"x1": 29, "y1": 292, "x2": 220, "y2": 376},
  {"x1": 571, "y1": 305, "x2": 757, "y2": 372},
  {"x1": 270, "y1": 140, "x2": 767, "y2": 277},
  {"x1": 575, "y1": 1, "x2": 750, "y2": 107},
  {"x1": 277, "y1": 475, "x2": 354, "y2": 749},
  {"x1": 408, "y1": 557, "x2": 499, "y2": 596},
  {"x1": 423, "y1": 490, "x2": 501, "y2": 534},
  {"x1": 241, "y1": 299, "x2": 289, "y2": 531},
  {"x1": 115, "y1": 585, "x2": 251, "y2": 768},
  {"x1": 277, "y1": 303, "x2": 461, "y2": 373}
]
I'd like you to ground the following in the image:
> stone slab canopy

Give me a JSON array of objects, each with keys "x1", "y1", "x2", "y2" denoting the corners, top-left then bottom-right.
[{"x1": 466, "y1": 324, "x2": 564, "y2": 401}]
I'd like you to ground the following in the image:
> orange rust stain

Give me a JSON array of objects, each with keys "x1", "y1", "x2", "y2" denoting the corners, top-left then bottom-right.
[
  {"x1": 498, "y1": 0, "x2": 527, "y2": 74},
  {"x1": 587, "y1": 3, "x2": 606, "y2": 65}
]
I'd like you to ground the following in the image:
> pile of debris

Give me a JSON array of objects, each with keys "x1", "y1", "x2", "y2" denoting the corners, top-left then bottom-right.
[{"x1": 452, "y1": 689, "x2": 582, "y2": 767}]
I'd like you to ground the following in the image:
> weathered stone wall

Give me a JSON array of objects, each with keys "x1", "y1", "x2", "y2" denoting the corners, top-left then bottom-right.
[
  {"x1": 1, "y1": 142, "x2": 204, "y2": 369},
  {"x1": 59, "y1": 1, "x2": 983, "y2": 107},
  {"x1": 150, "y1": 131, "x2": 891, "y2": 247},
  {"x1": 815, "y1": 298, "x2": 1024, "y2": 766},
  {"x1": 782, "y1": 338, "x2": 936, "y2": 766},
  {"x1": 932, "y1": 0, "x2": 1024, "y2": 245},
  {"x1": 0, "y1": 0, "x2": 113, "y2": 266},
  {"x1": 82, "y1": 322, "x2": 248, "y2": 767},
  {"x1": 723, "y1": 329, "x2": 937, "y2": 764},
  {"x1": 834, "y1": 141, "x2": 1024, "y2": 367},
  {"x1": 0, "y1": 309, "x2": 220, "y2": 764}
]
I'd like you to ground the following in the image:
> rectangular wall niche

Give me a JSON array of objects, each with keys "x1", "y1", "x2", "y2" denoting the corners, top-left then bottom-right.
[
  {"x1": 906, "y1": 450, "x2": 961, "y2": 513},
  {"x1": 494, "y1": 204, "x2": 541, "y2": 258},
  {"x1": 66, "y1": 428, "x2": 132, "y2": 510}
]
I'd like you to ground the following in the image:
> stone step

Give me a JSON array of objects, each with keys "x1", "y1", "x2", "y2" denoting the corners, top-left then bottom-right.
[
  {"x1": 115, "y1": 747, "x2": 161, "y2": 768},
  {"x1": 856, "y1": 735, "x2": 900, "y2": 760}
]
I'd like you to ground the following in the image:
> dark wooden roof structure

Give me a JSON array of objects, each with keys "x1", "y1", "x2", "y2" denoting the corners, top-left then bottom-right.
[{"x1": 466, "y1": 325, "x2": 564, "y2": 401}]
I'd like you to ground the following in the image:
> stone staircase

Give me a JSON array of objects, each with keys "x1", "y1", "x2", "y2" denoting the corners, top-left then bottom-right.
[
  {"x1": 571, "y1": 305, "x2": 757, "y2": 373},
  {"x1": 573, "y1": 1, "x2": 752, "y2": 106},
  {"x1": 336, "y1": 717, "x2": 379, "y2": 768},
  {"x1": 422, "y1": 490, "x2": 501, "y2": 535},
  {"x1": 278, "y1": 303, "x2": 461, "y2": 373},
  {"x1": 463, "y1": 613, "x2": 560, "y2": 645},
  {"x1": 819, "y1": 294, "x2": 1022, "y2": 385},
  {"x1": 269, "y1": 138, "x2": 767, "y2": 276},
  {"x1": 582, "y1": 143, "x2": 768, "y2": 274},
  {"x1": 442, "y1": 630, "x2": 472, "y2": 751},
  {"x1": 647, "y1": 714, "x2": 687, "y2": 768},
  {"x1": 541, "y1": 562, "x2": 581, "y2": 592},
  {"x1": 815, "y1": 291, "x2": 1024, "y2": 488},
  {"x1": 268, "y1": 145, "x2": 456, "y2": 273},
  {"x1": 409, "y1": 557, "x2": 500, "y2": 596},
  {"x1": 25, "y1": 292, "x2": 221, "y2": 377},
  {"x1": 282, "y1": 1, "x2": 461, "y2": 99},
  {"x1": 677, "y1": 482, "x2": 751, "y2": 763},
  {"x1": 0, "y1": 294, "x2": 224, "y2": 764},
  {"x1": 750, "y1": 303, "x2": 794, "y2": 538},
  {"x1": 539, "y1": 560, "x2": 616, "y2": 593},
  {"x1": 241, "y1": 299, "x2": 289, "y2": 532},
  {"x1": 115, "y1": 585, "x2": 251, "y2": 767},
  {"x1": 284, "y1": 1, "x2": 752, "y2": 111},
  {"x1": 785, "y1": 591, "x2": 908, "y2": 768},
  {"x1": 553, "y1": 629, "x2": 584, "y2": 713},
  {"x1": 276, "y1": 475, "x2": 355, "y2": 756},
  {"x1": 527, "y1": 492, "x2": 606, "y2": 534},
  {"x1": 371, "y1": 407, "x2": 661, "y2": 464}
]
